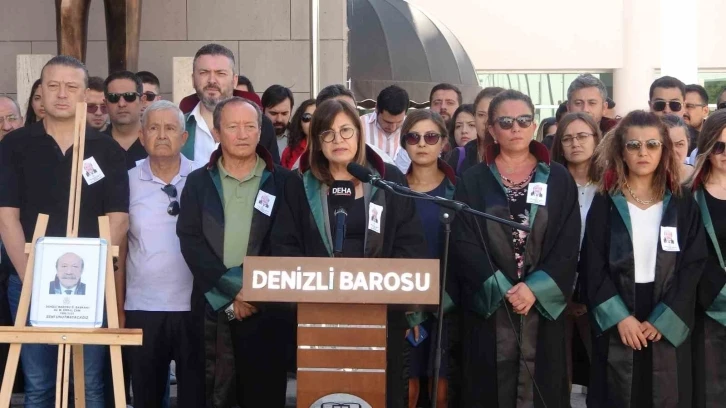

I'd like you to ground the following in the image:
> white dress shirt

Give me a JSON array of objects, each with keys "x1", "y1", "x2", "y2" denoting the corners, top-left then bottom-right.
[
  {"x1": 190, "y1": 102, "x2": 219, "y2": 163},
  {"x1": 125, "y1": 155, "x2": 202, "y2": 311}
]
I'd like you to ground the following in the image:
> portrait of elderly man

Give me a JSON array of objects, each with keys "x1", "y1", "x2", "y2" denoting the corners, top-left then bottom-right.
[{"x1": 49, "y1": 252, "x2": 86, "y2": 295}]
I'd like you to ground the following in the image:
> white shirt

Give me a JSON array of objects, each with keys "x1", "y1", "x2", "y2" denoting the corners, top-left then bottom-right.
[
  {"x1": 125, "y1": 156, "x2": 203, "y2": 311},
  {"x1": 361, "y1": 112, "x2": 403, "y2": 159},
  {"x1": 393, "y1": 148, "x2": 411, "y2": 173},
  {"x1": 190, "y1": 102, "x2": 219, "y2": 163},
  {"x1": 688, "y1": 148, "x2": 698, "y2": 166},
  {"x1": 629, "y1": 202, "x2": 663, "y2": 283},
  {"x1": 577, "y1": 183, "x2": 597, "y2": 247},
  {"x1": 367, "y1": 143, "x2": 395, "y2": 165}
]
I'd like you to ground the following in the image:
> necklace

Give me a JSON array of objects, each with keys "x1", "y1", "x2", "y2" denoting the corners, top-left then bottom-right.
[
  {"x1": 502, "y1": 168, "x2": 536, "y2": 189},
  {"x1": 625, "y1": 182, "x2": 654, "y2": 205}
]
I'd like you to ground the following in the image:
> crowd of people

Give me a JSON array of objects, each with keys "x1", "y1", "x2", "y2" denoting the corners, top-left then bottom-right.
[{"x1": 0, "y1": 41, "x2": 725, "y2": 408}]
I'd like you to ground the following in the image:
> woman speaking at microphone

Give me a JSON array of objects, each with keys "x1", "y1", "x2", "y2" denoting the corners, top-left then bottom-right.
[
  {"x1": 580, "y1": 110, "x2": 707, "y2": 408},
  {"x1": 451, "y1": 89, "x2": 581, "y2": 408},
  {"x1": 270, "y1": 99, "x2": 426, "y2": 408}
]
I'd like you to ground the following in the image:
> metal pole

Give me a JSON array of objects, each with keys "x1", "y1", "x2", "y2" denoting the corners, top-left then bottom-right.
[{"x1": 310, "y1": 0, "x2": 320, "y2": 98}]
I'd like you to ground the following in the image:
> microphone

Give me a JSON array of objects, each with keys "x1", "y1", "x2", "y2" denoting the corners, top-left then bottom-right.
[
  {"x1": 346, "y1": 162, "x2": 393, "y2": 192},
  {"x1": 329, "y1": 180, "x2": 355, "y2": 255}
]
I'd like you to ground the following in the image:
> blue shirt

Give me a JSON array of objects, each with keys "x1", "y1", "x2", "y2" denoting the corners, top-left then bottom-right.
[{"x1": 414, "y1": 180, "x2": 448, "y2": 259}]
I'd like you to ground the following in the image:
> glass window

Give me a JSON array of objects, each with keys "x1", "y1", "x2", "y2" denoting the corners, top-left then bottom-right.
[{"x1": 477, "y1": 72, "x2": 614, "y2": 123}]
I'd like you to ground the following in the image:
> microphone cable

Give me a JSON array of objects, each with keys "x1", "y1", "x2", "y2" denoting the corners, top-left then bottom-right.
[{"x1": 471, "y1": 216, "x2": 548, "y2": 408}]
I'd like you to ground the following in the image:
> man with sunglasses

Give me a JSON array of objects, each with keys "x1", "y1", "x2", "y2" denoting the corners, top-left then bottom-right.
[
  {"x1": 649, "y1": 76, "x2": 686, "y2": 118},
  {"x1": 103, "y1": 71, "x2": 148, "y2": 170},
  {"x1": 136, "y1": 71, "x2": 162, "y2": 115},
  {"x1": 125, "y1": 100, "x2": 203, "y2": 408},
  {"x1": 86, "y1": 76, "x2": 108, "y2": 131}
]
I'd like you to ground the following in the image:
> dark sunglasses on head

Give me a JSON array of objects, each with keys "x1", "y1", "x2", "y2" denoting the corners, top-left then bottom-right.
[
  {"x1": 87, "y1": 103, "x2": 107, "y2": 114},
  {"x1": 712, "y1": 141, "x2": 726, "y2": 155},
  {"x1": 161, "y1": 184, "x2": 180, "y2": 216},
  {"x1": 106, "y1": 92, "x2": 140, "y2": 103},
  {"x1": 142, "y1": 92, "x2": 158, "y2": 101},
  {"x1": 625, "y1": 139, "x2": 663, "y2": 152},
  {"x1": 301, "y1": 113, "x2": 313, "y2": 123},
  {"x1": 405, "y1": 132, "x2": 443, "y2": 145},
  {"x1": 493, "y1": 115, "x2": 534, "y2": 130},
  {"x1": 718, "y1": 102, "x2": 726, "y2": 111},
  {"x1": 651, "y1": 100, "x2": 682, "y2": 112}
]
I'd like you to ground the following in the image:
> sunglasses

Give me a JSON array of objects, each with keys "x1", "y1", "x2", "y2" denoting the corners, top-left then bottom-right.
[
  {"x1": 405, "y1": 132, "x2": 443, "y2": 145},
  {"x1": 142, "y1": 92, "x2": 158, "y2": 102},
  {"x1": 712, "y1": 141, "x2": 726, "y2": 155},
  {"x1": 718, "y1": 102, "x2": 726, "y2": 111},
  {"x1": 651, "y1": 100, "x2": 682, "y2": 112},
  {"x1": 106, "y1": 92, "x2": 140, "y2": 103},
  {"x1": 493, "y1": 115, "x2": 534, "y2": 130},
  {"x1": 301, "y1": 113, "x2": 313, "y2": 123},
  {"x1": 625, "y1": 139, "x2": 663, "y2": 152},
  {"x1": 86, "y1": 103, "x2": 107, "y2": 114},
  {"x1": 161, "y1": 184, "x2": 180, "y2": 216}
]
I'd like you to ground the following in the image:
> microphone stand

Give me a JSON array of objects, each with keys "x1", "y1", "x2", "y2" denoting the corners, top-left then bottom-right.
[{"x1": 370, "y1": 176, "x2": 530, "y2": 408}]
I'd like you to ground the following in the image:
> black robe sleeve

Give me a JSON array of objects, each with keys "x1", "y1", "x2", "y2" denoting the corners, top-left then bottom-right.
[
  {"x1": 647, "y1": 195, "x2": 707, "y2": 347},
  {"x1": 384, "y1": 164, "x2": 427, "y2": 259},
  {"x1": 580, "y1": 193, "x2": 631, "y2": 334},
  {"x1": 698, "y1": 240, "x2": 726, "y2": 323},
  {"x1": 269, "y1": 174, "x2": 308, "y2": 257},
  {"x1": 176, "y1": 172, "x2": 241, "y2": 309}
]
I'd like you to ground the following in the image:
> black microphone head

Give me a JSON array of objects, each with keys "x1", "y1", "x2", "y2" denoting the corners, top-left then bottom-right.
[
  {"x1": 346, "y1": 162, "x2": 373, "y2": 184},
  {"x1": 329, "y1": 180, "x2": 355, "y2": 211}
]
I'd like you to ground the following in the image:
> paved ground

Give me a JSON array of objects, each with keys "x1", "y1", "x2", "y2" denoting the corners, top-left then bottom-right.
[{"x1": 11, "y1": 380, "x2": 589, "y2": 407}]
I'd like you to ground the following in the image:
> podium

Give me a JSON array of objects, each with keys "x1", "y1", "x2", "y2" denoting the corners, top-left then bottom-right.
[{"x1": 243, "y1": 256, "x2": 440, "y2": 408}]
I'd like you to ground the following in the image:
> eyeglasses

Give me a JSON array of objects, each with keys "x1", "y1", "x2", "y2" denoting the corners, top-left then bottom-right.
[
  {"x1": 561, "y1": 132, "x2": 594, "y2": 146},
  {"x1": 718, "y1": 102, "x2": 726, "y2": 111},
  {"x1": 301, "y1": 113, "x2": 313, "y2": 123},
  {"x1": 142, "y1": 92, "x2": 158, "y2": 102},
  {"x1": 493, "y1": 115, "x2": 534, "y2": 130},
  {"x1": 685, "y1": 103, "x2": 707, "y2": 109},
  {"x1": 321, "y1": 127, "x2": 356, "y2": 143},
  {"x1": 625, "y1": 139, "x2": 663, "y2": 152},
  {"x1": 86, "y1": 103, "x2": 107, "y2": 114},
  {"x1": 405, "y1": 132, "x2": 443, "y2": 145},
  {"x1": 712, "y1": 141, "x2": 726, "y2": 155},
  {"x1": 651, "y1": 100, "x2": 682, "y2": 112},
  {"x1": 0, "y1": 115, "x2": 20, "y2": 126},
  {"x1": 161, "y1": 184, "x2": 180, "y2": 216},
  {"x1": 106, "y1": 92, "x2": 140, "y2": 103}
]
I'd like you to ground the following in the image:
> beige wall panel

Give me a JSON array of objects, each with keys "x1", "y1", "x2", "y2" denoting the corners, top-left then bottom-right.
[
  {"x1": 16, "y1": 54, "x2": 53, "y2": 114},
  {"x1": 291, "y1": 0, "x2": 347, "y2": 40},
  {"x1": 187, "y1": 0, "x2": 291, "y2": 41},
  {"x1": 0, "y1": 43, "x2": 31, "y2": 94}
]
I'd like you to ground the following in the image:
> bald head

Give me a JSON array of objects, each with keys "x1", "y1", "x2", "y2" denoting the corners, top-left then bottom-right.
[{"x1": 0, "y1": 96, "x2": 23, "y2": 139}]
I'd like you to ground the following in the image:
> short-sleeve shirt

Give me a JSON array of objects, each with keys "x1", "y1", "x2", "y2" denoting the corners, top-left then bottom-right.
[
  {"x1": 102, "y1": 126, "x2": 148, "y2": 170},
  {"x1": 0, "y1": 121, "x2": 130, "y2": 241}
]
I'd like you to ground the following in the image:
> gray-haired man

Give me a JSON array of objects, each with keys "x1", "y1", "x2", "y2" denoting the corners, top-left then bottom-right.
[
  {"x1": 566, "y1": 73, "x2": 618, "y2": 134},
  {"x1": 124, "y1": 100, "x2": 204, "y2": 407}
]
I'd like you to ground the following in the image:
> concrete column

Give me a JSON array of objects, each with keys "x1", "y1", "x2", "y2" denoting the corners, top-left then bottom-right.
[
  {"x1": 660, "y1": 0, "x2": 698, "y2": 84},
  {"x1": 16, "y1": 54, "x2": 53, "y2": 114},
  {"x1": 614, "y1": 0, "x2": 657, "y2": 115},
  {"x1": 173, "y1": 57, "x2": 194, "y2": 106}
]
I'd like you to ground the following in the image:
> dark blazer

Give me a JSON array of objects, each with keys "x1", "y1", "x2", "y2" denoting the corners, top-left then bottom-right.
[
  {"x1": 177, "y1": 144, "x2": 290, "y2": 313},
  {"x1": 49, "y1": 279, "x2": 86, "y2": 295}
]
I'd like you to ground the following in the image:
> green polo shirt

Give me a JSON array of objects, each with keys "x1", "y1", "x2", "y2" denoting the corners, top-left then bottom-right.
[{"x1": 218, "y1": 155, "x2": 265, "y2": 269}]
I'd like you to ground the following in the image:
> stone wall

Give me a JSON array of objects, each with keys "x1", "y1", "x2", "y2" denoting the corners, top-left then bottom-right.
[{"x1": 0, "y1": 0, "x2": 347, "y2": 108}]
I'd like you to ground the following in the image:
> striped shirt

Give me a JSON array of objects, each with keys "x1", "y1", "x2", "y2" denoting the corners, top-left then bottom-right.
[{"x1": 361, "y1": 111, "x2": 404, "y2": 159}]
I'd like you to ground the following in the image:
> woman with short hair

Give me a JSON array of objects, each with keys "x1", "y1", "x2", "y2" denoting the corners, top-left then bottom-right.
[
  {"x1": 580, "y1": 110, "x2": 707, "y2": 408},
  {"x1": 270, "y1": 99, "x2": 427, "y2": 408}
]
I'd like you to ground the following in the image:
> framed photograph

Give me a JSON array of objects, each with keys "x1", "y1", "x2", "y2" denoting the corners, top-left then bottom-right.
[{"x1": 29, "y1": 237, "x2": 108, "y2": 328}]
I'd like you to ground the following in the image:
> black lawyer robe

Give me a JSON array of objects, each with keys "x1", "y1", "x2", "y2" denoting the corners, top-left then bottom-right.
[
  {"x1": 177, "y1": 145, "x2": 293, "y2": 407},
  {"x1": 580, "y1": 189, "x2": 707, "y2": 408},
  {"x1": 269, "y1": 146, "x2": 427, "y2": 408},
  {"x1": 451, "y1": 141, "x2": 580, "y2": 408},
  {"x1": 692, "y1": 187, "x2": 726, "y2": 408}
]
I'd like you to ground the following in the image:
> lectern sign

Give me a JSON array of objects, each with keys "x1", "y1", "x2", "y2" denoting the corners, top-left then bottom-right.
[{"x1": 242, "y1": 257, "x2": 439, "y2": 305}]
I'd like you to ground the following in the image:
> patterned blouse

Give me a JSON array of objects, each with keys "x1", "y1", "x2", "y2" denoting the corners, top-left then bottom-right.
[{"x1": 503, "y1": 169, "x2": 535, "y2": 278}]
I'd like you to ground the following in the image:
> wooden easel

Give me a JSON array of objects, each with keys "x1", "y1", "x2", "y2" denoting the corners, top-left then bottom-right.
[{"x1": 0, "y1": 102, "x2": 143, "y2": 407}]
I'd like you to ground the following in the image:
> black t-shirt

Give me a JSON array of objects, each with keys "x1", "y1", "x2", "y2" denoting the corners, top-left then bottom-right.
[
  {"x1": 0, "y1": 121, "x2": 130, "y2": 240},
  {"x1": 103, "y1": 126, "x2": 148, "y2": 169},
  {"x1": 328, "y1": 197, "x2": 366, "y2": 257},
  {"x1": 705, "y1": 188, "x2": 726, "y2": 255}
]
